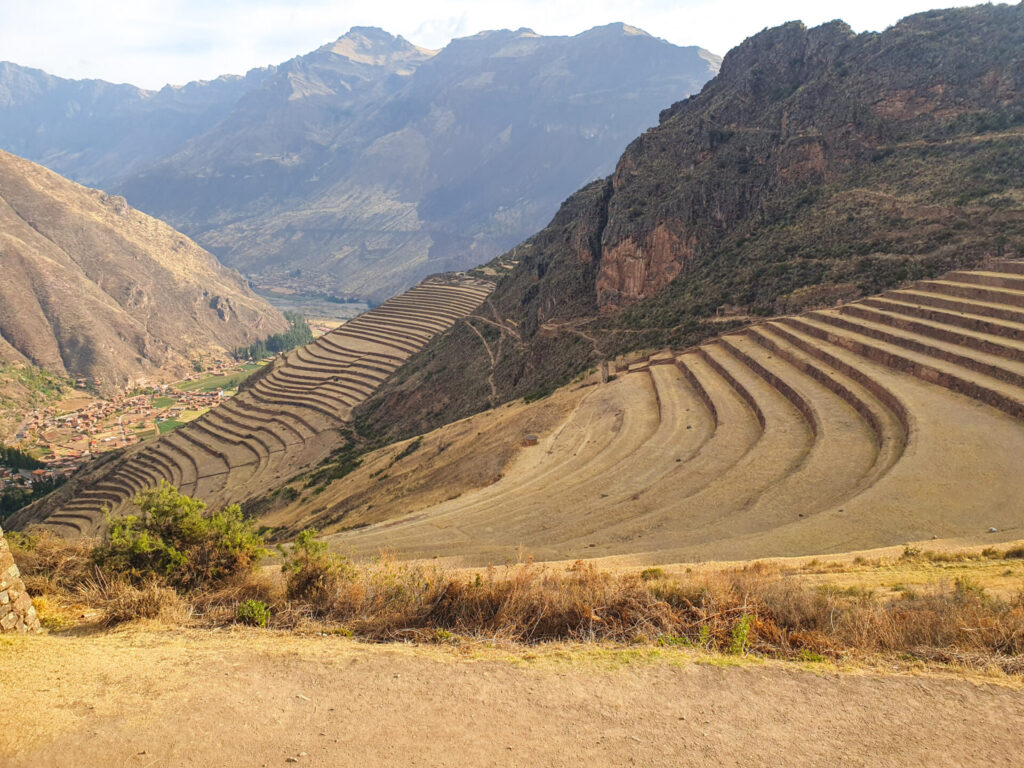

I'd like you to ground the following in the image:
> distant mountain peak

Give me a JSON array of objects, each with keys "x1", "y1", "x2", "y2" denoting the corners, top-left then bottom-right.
[
  {"x1": 575, "y1": 22, "x2": 654, "y2": 40},
  {"x1": 595, "y1": 22, "x2": 651, "y2": 36},
  {"x1": 325, "y1": 27, "x2": 437, "y2": 65}
]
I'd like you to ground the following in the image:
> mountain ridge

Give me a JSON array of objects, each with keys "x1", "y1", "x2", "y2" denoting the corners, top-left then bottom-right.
[
  {"x1": 0, "y1": 25, "x2": 719, "y2": 302},
  {"x1": 0, "y1": 149, "x2": 287, "y2": 395},
  {"x1": 0, "y1": 60, "x2": 275, "y2": 185},
  {"x1": 120, "y1": 23, "x2": 718, "y2": 300}
]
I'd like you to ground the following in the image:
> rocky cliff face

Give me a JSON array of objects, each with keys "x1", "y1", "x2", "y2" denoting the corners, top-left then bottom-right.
[
  {"x1": 357, "y1": 4, "x2": 1024, "y2": 442},
  {"x1": 0, "y1": 150, "x2": 287, "y2": 394},
  {"x1": 592, "y1": 9, "x2": 1024, "y2": 309}
]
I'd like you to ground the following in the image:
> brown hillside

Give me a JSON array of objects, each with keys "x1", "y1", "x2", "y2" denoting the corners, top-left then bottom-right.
[
  {"x1": 0, "y1": 149, "x2": 286, "y2": 394},
  {"x1": 252, "y1": 260, "x2": 1024, "y2": 565},
  {"x1": 10, "y1": 276, "x2": 493, "y2": 536}
]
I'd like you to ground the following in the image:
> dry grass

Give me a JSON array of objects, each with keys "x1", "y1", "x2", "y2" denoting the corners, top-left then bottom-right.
[
  {"x1": 5, "y1": 530, "x2": 97, "y2": 595},
  {"x1": 76, "y1": 572, "x2": 193, "y2": 627},
  {"x1": 11, "y1": 533, "x2": 1024, "y2": 673}
]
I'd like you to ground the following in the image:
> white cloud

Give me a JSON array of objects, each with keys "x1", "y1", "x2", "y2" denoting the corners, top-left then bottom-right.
[{"x1": 0, "y1": 0, "x2": 976, "y2": 88}]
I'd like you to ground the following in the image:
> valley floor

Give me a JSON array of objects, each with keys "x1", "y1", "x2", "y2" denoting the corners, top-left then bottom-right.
[{"x1": 2, "y1": 628, "x2": 1022, "y2": 767}]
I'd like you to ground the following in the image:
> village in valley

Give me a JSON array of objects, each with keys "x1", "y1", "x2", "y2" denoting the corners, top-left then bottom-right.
[
  {"x1": 0, "y1": 313, "x2": 341, "y2": 507},
  {"x1": 1, "y1": 359, "x2": 262, "y2": 492}
]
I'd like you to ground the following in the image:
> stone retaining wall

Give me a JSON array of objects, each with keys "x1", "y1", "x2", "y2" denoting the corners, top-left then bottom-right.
[{"x1": 0, "y1": 526, "x2": 41, "y2": 633}]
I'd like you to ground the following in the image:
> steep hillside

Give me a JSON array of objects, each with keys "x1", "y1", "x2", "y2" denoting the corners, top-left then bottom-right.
[
  {"x1": 116, "y1": 25, "x2": 719, "y2": 300},
  {"x1": 254, "y1": 259, "x2": 1024, "y2": 564},
  {"x1": 358, "y1": 3, "x2": 1024, "y2": 443},
  {"x1": 12, "y1": 277, "x2": 492, "y2": 536},
  {"x1": 0, "y1": 62, "x2": 272, "y2": 185},
  {"x1": 0, "y1": 150, "x2": 287, "y2": 394}
]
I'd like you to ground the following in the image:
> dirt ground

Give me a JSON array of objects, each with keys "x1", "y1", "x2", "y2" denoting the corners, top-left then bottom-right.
[{"x1": 2, "y1": 628, "x2": 1022, "y2": 767}]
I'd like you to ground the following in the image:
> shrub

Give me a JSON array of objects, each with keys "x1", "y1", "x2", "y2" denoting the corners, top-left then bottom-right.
[
  {"x1": 640, "y1": 567, "x2": 666, "y2": 582},
  {"x1": 6, "y1": 530, "x2": 95, "y2": 594},
  {"x1": 236, "y1": 599, "x2": 271, "y2": 628},
  {"x1": 280, "y1": 528, "x2": 354, "y2": 611},
  {"x1": 729, "y1": 613, "x2": 754, "y2": 655},
  {"x1": 93, "y1": 481, "x2": 266, "y2": 591}
]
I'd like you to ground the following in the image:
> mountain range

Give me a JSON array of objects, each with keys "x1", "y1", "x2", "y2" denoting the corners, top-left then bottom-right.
[{"x1": 0, "y1": 25, "x2": 720, "y2": 301}]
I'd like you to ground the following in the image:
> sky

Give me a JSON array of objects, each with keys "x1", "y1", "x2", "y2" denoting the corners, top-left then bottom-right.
[{"x1": 0, "y1": 0, "x2": 977, "y2": 89}]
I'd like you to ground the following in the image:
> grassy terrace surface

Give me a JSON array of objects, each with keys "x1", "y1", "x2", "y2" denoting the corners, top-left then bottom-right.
[
  {"x1": 252, "y1": 259, "x2": 1024, "y2": 565},
  {"x1": 11, "y1": 277, "x2": 494, "y2": 537},
  {"x1": 156, "y1": 419, "x2": 185, "y2": 435},
  {"x1": 174, "y1": 363, "x2": 264, "y2": 393}
]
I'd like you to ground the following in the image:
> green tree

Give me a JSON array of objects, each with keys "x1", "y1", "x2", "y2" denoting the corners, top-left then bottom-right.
[{"x1": 93, "y1": 481, "x2": 266, "y2": 590}]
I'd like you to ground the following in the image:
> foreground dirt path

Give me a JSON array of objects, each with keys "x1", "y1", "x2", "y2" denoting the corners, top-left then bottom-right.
[{"x1": 2, "y1": 628, "x2": 1022, "y2": 767}]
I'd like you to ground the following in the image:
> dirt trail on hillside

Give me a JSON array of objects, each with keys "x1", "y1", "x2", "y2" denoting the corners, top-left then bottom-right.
[{"x1": 2, "y1": 629, "x2": 1022, "y2": 767}]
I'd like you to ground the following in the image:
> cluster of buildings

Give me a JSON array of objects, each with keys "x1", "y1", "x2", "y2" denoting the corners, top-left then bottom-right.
[
  {"x1": 7, "y1": 356, "x2": 262, "y2": 484},
  {"x1": 12, "y1": 387, "x2": 229, "y2": 475},
  {"x1": 0, "y1": 464, "x2": 68, "y2": 491}
]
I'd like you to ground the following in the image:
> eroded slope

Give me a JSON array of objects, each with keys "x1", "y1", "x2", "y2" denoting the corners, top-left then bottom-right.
[{"x1": 0, "y1": 150, "x2": 286, "y2": 393}]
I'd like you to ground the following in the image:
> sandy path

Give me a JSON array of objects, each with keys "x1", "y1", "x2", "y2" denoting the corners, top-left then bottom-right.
[{"x1": 2, "y1": 629, "x2": 1021, "y2": 767}]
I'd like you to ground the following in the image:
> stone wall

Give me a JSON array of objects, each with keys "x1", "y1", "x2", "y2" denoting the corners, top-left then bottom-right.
[{"x1": 0, "y1": 526, "x2": 41, "y2": 633}]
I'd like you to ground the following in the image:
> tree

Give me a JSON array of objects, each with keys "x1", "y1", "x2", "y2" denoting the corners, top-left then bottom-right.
[{"x1": 93, "y1": 481, "x2": 265, "y2": 590}]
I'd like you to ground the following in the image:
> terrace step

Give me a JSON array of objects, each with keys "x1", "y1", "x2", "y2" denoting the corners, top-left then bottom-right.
[
  {"x1": 202, "y1": 409, "x2": 288, "y2": 453},
  {"x1": 990, "y1": 259, "x2": 1024, "y2": 275},
  {"x1": 914, "y1": 279, "x2": 1024, "y2": 309},
  {"x1": 780, "y1": 315, "x2": 1024, "y2": 420},
  {"x1": 883, "y1": 288, "x2": 1024, "y2": 325},
  {"x1": 246, "y1": 380, "x2": 345, "y2": 423},
  {"x1": 216, "y1": 397, "x2": 315, "y2": 442},
  {"x1": 132, "y1": 453, "x2": 181, "y2": 486},
  {"x1": 45, "y1": 517, "x2": 88, "y2": 535},
  {"x1": 838, "y1": 303, "x2": 1024, "y2": 362},
  {"x1": 945, "y1": 270, "x2": 1024, "y2": 292},
  {"x1": 37, "y1": 278, "x2": 493, "y2": 534},
  {"x1": 721, "y1": 333, "x2": 881, "y2": 515},
  {"x1": 747, "y1": 324, "x2": 907, "y2": 477},
  {"x1": 250, "y1": 380, "x2": 350, "y2": 419},
  {"x1": 806, "y1": 309, "x2": 1024, "y2": 390},
  {"x1": 860, "y1": 296, "x2": 1024, "y2": 342}
]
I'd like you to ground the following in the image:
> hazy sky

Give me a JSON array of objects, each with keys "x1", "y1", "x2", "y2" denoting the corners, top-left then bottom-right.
[{"x1": 1, "y1": 0, "x2": 975, "y2": 88}]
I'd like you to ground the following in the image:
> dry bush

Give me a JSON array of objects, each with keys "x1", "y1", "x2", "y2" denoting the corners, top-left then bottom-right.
[
  {"x1": 6, "y1": 529, "x2": 97, "y2": 594},
  {"x1": 279, "y1": 554, "x2": 1024, "y2": 667},
  {"x1": 189, "y1": 568, "x2": 289, "y2": 625},
  {"x1": 77, "y1": 571, "x2": 193, "y2": 627},
  {"x1": 370, "y1": 558, "x2": 679, "y2": 642},
  {"x1": 12, "y1": 524, "x2": 1024, "y2": 672},
  {"x1": 696, "y1": 566, "x2": 1024, "y2": 664},
  {"x1": 285, "y1": 555, "x2": 738, "y2": 646}
]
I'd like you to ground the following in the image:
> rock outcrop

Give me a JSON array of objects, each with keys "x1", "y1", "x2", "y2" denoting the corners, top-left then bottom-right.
[{"x1": 0, "y1": 527, "x2": 40, "y2": 633}]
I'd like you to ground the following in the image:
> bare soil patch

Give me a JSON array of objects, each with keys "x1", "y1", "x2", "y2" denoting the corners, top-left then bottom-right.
[{"x1": 1, "y1": 629, "x2": 1022, "y2": 767}]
